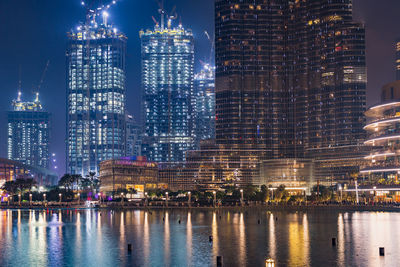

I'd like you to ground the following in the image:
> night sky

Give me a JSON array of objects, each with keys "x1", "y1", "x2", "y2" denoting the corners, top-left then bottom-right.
[{"x1": 0, "y1": 0, "x2": 399, "y2": 174}]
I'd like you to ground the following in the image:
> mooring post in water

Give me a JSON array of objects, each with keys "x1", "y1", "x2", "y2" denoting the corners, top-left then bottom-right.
[{"x1": 216, "y1": 256, "x2": 222, "y2": 267}]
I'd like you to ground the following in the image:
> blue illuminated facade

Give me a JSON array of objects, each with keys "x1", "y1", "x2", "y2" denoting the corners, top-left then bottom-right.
[
  {"x1": 140, "y1": 22, "x2": 195, "y2": 162},
  {"x1": 194, "y1": 65, "x2": 215, "y2": 148},
  {"x1": 7, "y1": 92, "x2": 50, "y2": 169},
  {"x1": 66, "y1": 12, "x2": 127, "y2": 176}
]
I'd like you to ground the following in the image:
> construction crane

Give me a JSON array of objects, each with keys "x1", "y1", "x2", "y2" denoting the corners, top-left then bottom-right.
[
  {"x1": 154, "y1": 0, "x2": 178, "y2": 29},
  {"x1": 37, "y1": 60, "x2": 50, "y2": 93},
  {"x1": 204, "y1": 30, "x2": 215, "y2": 66},
  {"x1": 81, "y1": 0, "x2": 119, "y2": 25}
]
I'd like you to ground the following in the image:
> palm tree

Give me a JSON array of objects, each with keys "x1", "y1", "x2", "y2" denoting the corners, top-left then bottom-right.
[
  {"x1": 1, "y1": 181, "x2": 18, "y2": 201},
  {"x1": 58, "y1": 174, "x2": 73, "y2": 191}
]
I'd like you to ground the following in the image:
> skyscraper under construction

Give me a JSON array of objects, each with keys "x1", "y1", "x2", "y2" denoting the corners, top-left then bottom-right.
[
  {"x1": 66, "y1": 4, "x2": 127, "y2": 176},
  {"x1": 140, "y1": 14, "x2": 195, "y2": 163},
  {"x1": 7, "y1": 92, "x2": 50, "y2": 169},
  {"x1": 215, "y1": 0, "x2": 366, "y2": 159}
]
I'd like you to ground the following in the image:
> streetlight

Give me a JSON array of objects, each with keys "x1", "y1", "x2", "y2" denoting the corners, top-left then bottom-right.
[
  {"x1": 29, "y1": 193, "x2": 32, "y2": 205},
  {"x1": 240, "y1": 189, "x2": 244, "y2": 206},
  {"x1": 43, "y1": 193, "x2": 46, "y2": 202},
  {"x1": 213, "y1": 191, "x2": 216, "y2": 207},
  {"x1": 59, "y1": 193, "x2": 62, "y2": 203},
  {"x1": 166, "y1": 192, "x2": 169, "y2": 207},
  {"x1": 144, "y1": 192, "x2": 148, "y2": 206},
  {"x1": 265, "y1": 258, "x2": 275, "y2": 267},
  {"x1": 77, "y1": 193, "x2": 80, "y2": 205},
  {"x1": 18, "y1": 194, "x2": 21, "y2": 206},
  {"x1": 121, "y1": 193, "x2": 124, "y2": 205},
  {"x1": 188, "y1": 191, "x2": 191, "y2": 207},
  {"x1": 338, "y1": 185, "x2": 343, "y2": 203}
]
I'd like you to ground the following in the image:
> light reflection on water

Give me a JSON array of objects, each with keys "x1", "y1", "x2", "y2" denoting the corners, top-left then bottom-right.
[{"x1": 0, "y1": 209, "x2": 399, "y2": 266}]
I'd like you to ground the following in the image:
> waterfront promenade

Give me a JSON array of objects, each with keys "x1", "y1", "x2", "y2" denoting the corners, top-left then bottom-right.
[{"x1": 2, "y1": 201, "x2": 400, "y2": 212}]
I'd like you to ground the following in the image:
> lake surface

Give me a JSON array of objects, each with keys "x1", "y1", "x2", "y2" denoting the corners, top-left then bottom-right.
[{"x1": 0, "y1": 208, "x2": 398, "y2": 266}]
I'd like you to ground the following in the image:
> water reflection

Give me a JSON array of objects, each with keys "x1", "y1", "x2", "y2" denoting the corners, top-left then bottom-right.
[
  {"x1": 288, "y1": 213, "x2": 309, "y2": 266},
  {"x1": 186, "y1": 211, "x2": 192, "y2": 265},
  {"x1": 0, "y1": 209, "x2": 399, "y2": 266},
  {"x1": 164, "y1": 211, "x2": 170, "y2": 266}
]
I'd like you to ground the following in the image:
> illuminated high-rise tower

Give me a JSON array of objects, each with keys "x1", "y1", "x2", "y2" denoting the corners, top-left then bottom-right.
[
  {"x1": 140, "y1": 13, "x2": 195, "y2": 162},
  {"x1": 215, "y1": 0, "x2": 366, "y2": 157},
  {"x1": 7, "y1": 92, "x2": 50, "y2": 169},
  {"x1": 66, "y1": 2, "x2": 126, "y2": 175},
  {"x1": 194, "y1": 64, "x2": 215, "y2": 148}
]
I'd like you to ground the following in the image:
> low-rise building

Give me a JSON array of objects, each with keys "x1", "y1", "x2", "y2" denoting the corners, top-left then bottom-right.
[
  {"x1": 99, "y1": 157, "x2": 166, "y2": 194},
  {"x1": 0, "y1": 158, "x2": 57, "y2": 187}
]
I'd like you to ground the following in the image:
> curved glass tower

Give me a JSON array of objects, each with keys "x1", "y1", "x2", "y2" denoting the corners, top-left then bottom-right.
[{"x1": 362, "y1": 82, "x2": 400, "y2": 182}]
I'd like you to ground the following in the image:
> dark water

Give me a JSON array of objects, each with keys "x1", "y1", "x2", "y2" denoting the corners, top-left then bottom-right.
[{"x1": 0, "y1": 208, "x2": 398, "y2": 267}]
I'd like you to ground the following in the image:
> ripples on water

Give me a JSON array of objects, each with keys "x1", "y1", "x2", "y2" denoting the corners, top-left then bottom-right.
[{"x1": 0, "y1": 209, "x2": 398, "y2": 267}]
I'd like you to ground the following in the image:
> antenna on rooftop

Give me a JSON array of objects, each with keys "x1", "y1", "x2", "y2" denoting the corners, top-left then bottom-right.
[
  {"x1": 167, "y1": 6, "x2": 177, "y2": 29},
  {"x1": 156, "y1": 0, "x2": 166, "y2": 30},
  {"x1": 81, "y1": 0, "x2": 118, "y2": 25},
  {"x1": 17, "y1": 65, "x2": 22, "y2": 101}
]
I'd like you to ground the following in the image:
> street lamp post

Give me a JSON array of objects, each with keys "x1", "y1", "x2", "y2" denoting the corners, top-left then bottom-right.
[
  {"x1": 188, "y1": 191, "x2": 191, "y2": 207},
  {"x1": 240, "y1": 189, "x2": 244, "y2": 206},
  {"x1": 59, "y1": 193, "x2": 62, "y2": 204},
  {"x1": 144, "y1": 192, "x2": 148, "y2": 207},
  {"x1": 77, "y1": 193, "x2": 80, "y2": 205},
  {"x1": 29, "y1": 193, "x2": 32, "y2": 206},
  {"x1": 18, "y1": 194, "x2": 21, "y2": 206},
  {"x1": 355, "y1": 179, "x2": 359, "y2": 204},
  {"x1": 43, "y1": 193, "x2": 46, "y2": 202},
  {"x1": 121, "y1": 193, "x2": 124, "y2": 206},
  {"x1": 165, "y1": 192, "x2": 169, "y2": 207},
  {"x1": 213, "y1": 191, "x2": 216, "y2": 207},
  {"x1": 338, "y1": 185, "x2": 343, "y2": 203}
]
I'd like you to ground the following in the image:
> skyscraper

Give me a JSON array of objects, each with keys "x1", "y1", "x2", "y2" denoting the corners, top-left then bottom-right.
[
  {"x1": 66, "y1": 7, "x2": 127, "y2": 176},
  {"x1": 126, "y1": 114, "x2": 142, "y2": 157},
  {"x1": 194, "y1": 64, "x2": 215, "y2": 148},
  {"x1": 396, "y1": 39, "x2": 400, "y2": 80},
  {"x1": 215, "y1": 0, "x2": 366, "y2": 159},
  {"x1": 140, "y1": 16, "x2": 195, "y2": 163},
  {"x1": 7, "y1": 92, "x2": 50, "y2": 169}
]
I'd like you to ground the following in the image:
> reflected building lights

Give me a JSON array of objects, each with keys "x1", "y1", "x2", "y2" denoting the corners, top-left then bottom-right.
[
  {"x1": 186, "y1": 212, "x2": 192, "y2": 265},
  {"x1": 143, "y1": 211, "x2": 150, "y2": 265},
  {"x1": 337, "y1": 213, "x2": 345, "y2": 265},
  {"x1": 288, "y1": 214, "x2": 310, "y2": 266},
  {"x1": 239, "y1": 213, "x2": 246, "y2": 266},
  {"x1": 268, "y1": 213, "x2": 276, "y2": 260},
  {"x1": 212, "y1": 212, "x2": 219, "y2": 257},
  {"x1": 164, "y1": 211, "x2": 170, "y2": 266}
]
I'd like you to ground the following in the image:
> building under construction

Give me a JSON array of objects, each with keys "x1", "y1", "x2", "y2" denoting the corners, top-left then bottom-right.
[
  {"x1": 7, "y1": 92, "x2": 50, "y2": 169},
  {"x1": 140, "y1": 10, "x2": 195, "y2": 163},
  {"x1": 66, "y1": 2, "x2": 127, "y2": 176}
]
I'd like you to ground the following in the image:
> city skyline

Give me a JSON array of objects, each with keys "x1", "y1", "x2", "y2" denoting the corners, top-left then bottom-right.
[{"x1": 0, "y1": 0, "x2": 400, "y2": 173}]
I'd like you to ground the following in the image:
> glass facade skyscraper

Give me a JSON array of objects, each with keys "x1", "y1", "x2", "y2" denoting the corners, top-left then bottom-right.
[
  {"x1": 7, "y1": 92, "x2": 50, "y2": 169},
  {"x1": 66, "y1": 12, "x2": 127, "y2": 176},
  {"x1": 126, "y1": 114, "x2": 142, "y2": 157},
  {"x1": 194, "y1": 64, "x2": 215, "y2": 148},
  {"x1": 215, "y1": 0, "x2": 366, "y2": 160},
  {"x1": 140, "y1": 21, "x2": 195, "y2": 163}
]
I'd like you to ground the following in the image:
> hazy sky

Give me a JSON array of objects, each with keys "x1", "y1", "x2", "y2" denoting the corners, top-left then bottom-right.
[{"x1": 0, "y1": 0, "x2": 399, "y2": 174}]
